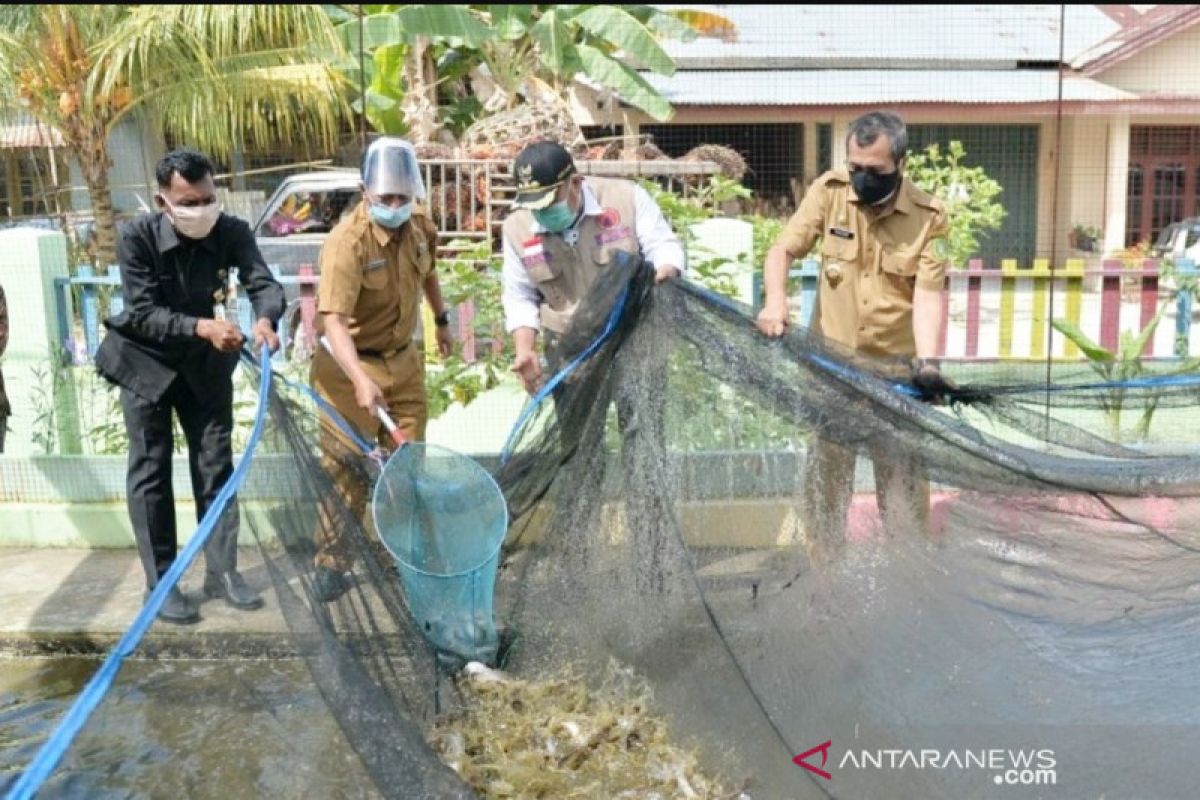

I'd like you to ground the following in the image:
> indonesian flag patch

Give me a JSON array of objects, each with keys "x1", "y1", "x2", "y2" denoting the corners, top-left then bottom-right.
[{"x1": 521, "y1": 236, "x2": 547, "y2": 267}]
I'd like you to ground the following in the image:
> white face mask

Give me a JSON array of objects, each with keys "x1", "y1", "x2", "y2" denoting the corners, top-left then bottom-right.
[{"x1": 163, "y1": 197, "x2": 221, "y2": 240}]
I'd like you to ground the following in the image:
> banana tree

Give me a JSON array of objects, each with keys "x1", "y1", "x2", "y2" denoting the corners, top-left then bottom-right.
[
  {"x1": 1052, "y1": 301, "x2": 1200, "y2": 441},
  {"x1": 0, "y1": 5, "x2": 350, "y2": 268},
  {"x1": 335, "y1": 4, "x2": 735, "y2": 143}
]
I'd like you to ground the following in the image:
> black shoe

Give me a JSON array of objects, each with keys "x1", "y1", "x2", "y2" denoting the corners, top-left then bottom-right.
[
  {"x1": 312, "y1": 566, "x2": 351, "y2": 603},
  {"x1": 203, "y1": 570, "x2": 265, "y2": 611},
  {"x1": 146, "y1": 586, "x2": 201, "y2": 626}
]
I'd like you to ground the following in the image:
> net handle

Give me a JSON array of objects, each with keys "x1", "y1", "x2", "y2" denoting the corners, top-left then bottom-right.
[{"x1": 319, "y1": 335, "x2": 407, "y2": 447}]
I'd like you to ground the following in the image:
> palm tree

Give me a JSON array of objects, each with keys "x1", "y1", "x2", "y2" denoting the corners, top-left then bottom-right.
[
  {"x1": 0, "y1": 5, "x2": 350, "y2": 267},
  {"x1": 0, "y1": 5, "x2": 129, "y2": 265}
]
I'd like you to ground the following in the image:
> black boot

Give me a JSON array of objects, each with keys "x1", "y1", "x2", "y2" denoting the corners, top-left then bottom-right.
[
  {"x1": 203, "y1": 570, "x2": 264, "y2": 611},
  {"x1": 312, "y1": 566, "x2": 351, "y2": 603},
  {"x1": 146, "y1": 585, "x2": 201, "y2": 625}
]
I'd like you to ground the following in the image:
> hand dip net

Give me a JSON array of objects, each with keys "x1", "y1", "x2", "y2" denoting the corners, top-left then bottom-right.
[
  {"x1": 14, "y1": 252, "x2": 1200, "y2": 800},
  {"x1": 372, "y1": 441, "x2": 509, "y2": 670}
]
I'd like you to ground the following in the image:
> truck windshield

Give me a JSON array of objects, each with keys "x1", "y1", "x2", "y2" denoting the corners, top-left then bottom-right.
[{"x1": 259, "y1": 188, "x2": 360, "y2": 237}]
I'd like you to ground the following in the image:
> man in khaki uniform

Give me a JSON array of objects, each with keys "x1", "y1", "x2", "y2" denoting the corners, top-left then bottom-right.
[
  {"x1": 311, "y1": 137, "x2": 453, "y2": 601},
  {"x1": 757, "y1": 111, "x2": 956, "y2": 564}
]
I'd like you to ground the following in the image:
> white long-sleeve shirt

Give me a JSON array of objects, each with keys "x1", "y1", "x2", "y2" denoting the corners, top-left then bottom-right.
[{"x1": 501, "y1": 180, "x2": 686, "y2": 333}]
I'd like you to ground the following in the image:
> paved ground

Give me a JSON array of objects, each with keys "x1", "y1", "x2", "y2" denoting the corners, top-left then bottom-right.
[
  {"x1": 0, "y1": 489, "x2": 945, "y2": 658},
  {"x1": 0, "y1": 548, "x2": 299, "y2": 658}
]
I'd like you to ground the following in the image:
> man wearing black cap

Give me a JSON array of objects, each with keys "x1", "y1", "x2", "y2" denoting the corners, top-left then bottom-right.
[{"x1": 500, "y1": 140, "x2": 684, "y2": 395}]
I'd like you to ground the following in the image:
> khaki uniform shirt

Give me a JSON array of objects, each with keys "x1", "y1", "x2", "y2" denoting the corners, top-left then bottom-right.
[
  {"x1": 777, "y1": 169, "x2": 949, "y2": 358},
  {"x1": 316, "y1": 200, "x2": 437, "y2": 354}
]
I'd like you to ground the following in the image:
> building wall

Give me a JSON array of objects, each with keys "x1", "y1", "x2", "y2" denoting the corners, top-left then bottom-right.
[
  {"x1": 1097, "y1": 25, "x2": 1200, "y2": 95},
  {"x1": 1050, "y1": 115, "x2": 1117, "y2": 262},
  {"x1": 573, "y1": 85, "x2": 1200, "y2": 263},
  {"x1": 652, "y1": 107, "x2": 1054, "y2": 265},
  {"x1": 66, "y1": 113, "x2": 163, "y2": 215}
]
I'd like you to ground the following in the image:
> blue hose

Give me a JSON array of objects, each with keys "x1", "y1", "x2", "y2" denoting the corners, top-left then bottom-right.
[
  {"x1": 6, "y1": 345, "x2": 275, "y2": 800},
  {"x1": 237, "y1": 349, "x2": 374, "y2": 457},
  {"x1": 499, "y1": 279, "x2": 633, "y2": 464}
]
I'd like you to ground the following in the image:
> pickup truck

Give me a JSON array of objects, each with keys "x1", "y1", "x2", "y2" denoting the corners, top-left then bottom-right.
[
  {"x1": 1151, "y1": 217, "x2": 1200, "y2": 265},
  {"x1": 251, "y1": 169, "x2": 363, "y2": 279},
  {"x1": 247, "y1": 167, "x2": 496, "y2": 357}
]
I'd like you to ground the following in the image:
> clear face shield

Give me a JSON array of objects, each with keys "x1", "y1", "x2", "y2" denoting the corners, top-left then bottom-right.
[{"x1": 361, "y1": 138, "x2": 426, "y2": 201}]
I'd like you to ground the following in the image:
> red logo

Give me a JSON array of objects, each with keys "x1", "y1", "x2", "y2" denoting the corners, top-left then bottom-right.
[
  {"x1": 794, "y1": 740, "x2": 833, "y2": 780},
  {"x1": 597, "y1": 207, "x2": 621, "y2": 229}
]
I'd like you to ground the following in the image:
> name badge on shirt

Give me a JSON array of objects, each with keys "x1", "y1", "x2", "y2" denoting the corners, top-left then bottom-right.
[
  {"x1": 595, "y1": 225, "x2": 633, "y2": 247},
  {"x1": 829, "y1": 227, "x2": 855, "y2": 240},
  {"x1": 363, "y1": 258, "x2": 387, "y2": 272}
]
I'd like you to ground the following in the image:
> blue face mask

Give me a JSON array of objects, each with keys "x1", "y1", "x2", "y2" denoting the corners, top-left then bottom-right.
[
  {"x1": 370, "y1": 201, "x2": 412, "y2": 229},
  {"x1": 533, "y1": 200, "x2": 576, "y2": 233}
]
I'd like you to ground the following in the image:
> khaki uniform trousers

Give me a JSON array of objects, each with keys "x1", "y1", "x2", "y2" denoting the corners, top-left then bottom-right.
[
  {"x1": 311, "y1": 344, "x2": 427, "y2": 571},
  {"x1": 800, "y1": 435, "x2": 930, "y2": 565}
]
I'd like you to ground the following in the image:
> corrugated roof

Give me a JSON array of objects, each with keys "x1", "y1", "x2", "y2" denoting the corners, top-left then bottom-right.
[
  {"x1": 641, "y1": 69, "x2": 1136, "y2": 106},
  {"x1": 0, "y1": 122, "x2": 64, "y2": 149},
  {"x1": 656, "y1": 4, "x2": 1121, "y2": 67}
]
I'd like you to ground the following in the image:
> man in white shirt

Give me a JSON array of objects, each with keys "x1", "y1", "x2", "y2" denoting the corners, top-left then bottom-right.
[
  {"x1": 500, "y1": 142, "x2": 684, "y2": 595},
  {"x1": 500, "y1": 141, "x2": 685, "y2": 395}
]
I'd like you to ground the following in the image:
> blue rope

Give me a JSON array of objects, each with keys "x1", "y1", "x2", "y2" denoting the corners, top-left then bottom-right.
[
  {"x1": 677, "y1": 278, "x2": 1200, "y2": 402},
  {"x1": 967, "y1": 372, "x2": 1200, "y2": 396},
  {"x1": 6, "y1": 346, "x2": 275, "y2": 800},
  {"x1": 499, "y1": 279, "x2": 633, "y2": 464},
  {"x1": 237, "y1": 349, "x2": 374, "y2": 457},
  {"x1": 881, "y1": 371, "x2": 1200, "y2": 403}
]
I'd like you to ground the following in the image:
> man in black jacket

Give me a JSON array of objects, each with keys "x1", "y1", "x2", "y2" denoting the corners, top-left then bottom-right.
[{"x1": 96, "y1": 148, "x2": 284, "y2": 624}]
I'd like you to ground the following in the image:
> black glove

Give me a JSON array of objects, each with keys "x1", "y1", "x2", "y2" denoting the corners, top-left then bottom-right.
[{"x1": 910, "y1": 357, "x2": 958, "y2": 404}]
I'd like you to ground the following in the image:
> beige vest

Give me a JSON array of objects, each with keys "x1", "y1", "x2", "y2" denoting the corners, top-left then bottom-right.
[{"x1": 502, "y1": 177, "x2": 640, "y2": 334}]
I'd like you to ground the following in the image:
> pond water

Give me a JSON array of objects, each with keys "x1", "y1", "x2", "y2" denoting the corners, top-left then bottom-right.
[{"x1": 0, "y1": 657, "x2": 382, "y2": 799}]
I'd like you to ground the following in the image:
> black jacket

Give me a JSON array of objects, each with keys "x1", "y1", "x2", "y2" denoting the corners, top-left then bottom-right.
[{"x1": 95, "y1": 212, "x2": 285, "y2": 402}]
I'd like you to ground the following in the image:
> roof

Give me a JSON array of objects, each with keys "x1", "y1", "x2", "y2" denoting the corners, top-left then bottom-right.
[
  {"x1": 1072, "y1": 4, "x2": 1200, "y2": 72},
  {"x1": 656, "y1": 4, "x2": 1121, "y2": 69},
  {"x1": 0, "y1": 122, "x2": 64, "y2": 149},
  {"x1": 641, "y1": 69, "x2": 1137, "y2": 107}
]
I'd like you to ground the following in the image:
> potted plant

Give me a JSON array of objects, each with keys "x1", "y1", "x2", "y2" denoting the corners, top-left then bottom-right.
[{"x1": 1070, "y1": 224, "x2": 1102, "y2": 253}]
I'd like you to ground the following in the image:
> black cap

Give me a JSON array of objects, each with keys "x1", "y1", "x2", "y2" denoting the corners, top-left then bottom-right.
[{"x1": 512, "y1": 141, "x2": 577, "y2": 210}]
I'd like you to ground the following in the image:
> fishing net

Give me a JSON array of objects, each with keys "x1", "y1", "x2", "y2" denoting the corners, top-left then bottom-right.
[
  {"x1": 489, "y1": 253, "x2": 1200, "y2": 799},
  {"x1": 15, "y1": 251, "x2": 1200, "y2": 799}
]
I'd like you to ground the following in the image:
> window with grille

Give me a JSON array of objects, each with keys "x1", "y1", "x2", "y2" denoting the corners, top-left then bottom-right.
[
  {"x1": 0, "y1": 149, "x2": 67, "y2": 218},
  {"x1": 1127, "y1": 126, "x2": 1200, "y2": 247},
  {"x1": 639, "y1": 123, "x2": 803, "y2": 215},
  {"x1": 581, "y1": 124, "x2": 624, "y2": 146}
]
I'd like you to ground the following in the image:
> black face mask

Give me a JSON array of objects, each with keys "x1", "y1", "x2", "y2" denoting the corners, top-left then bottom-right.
[{"x1": 851, "y1": 168, "x2": 901, "y2": 206}]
